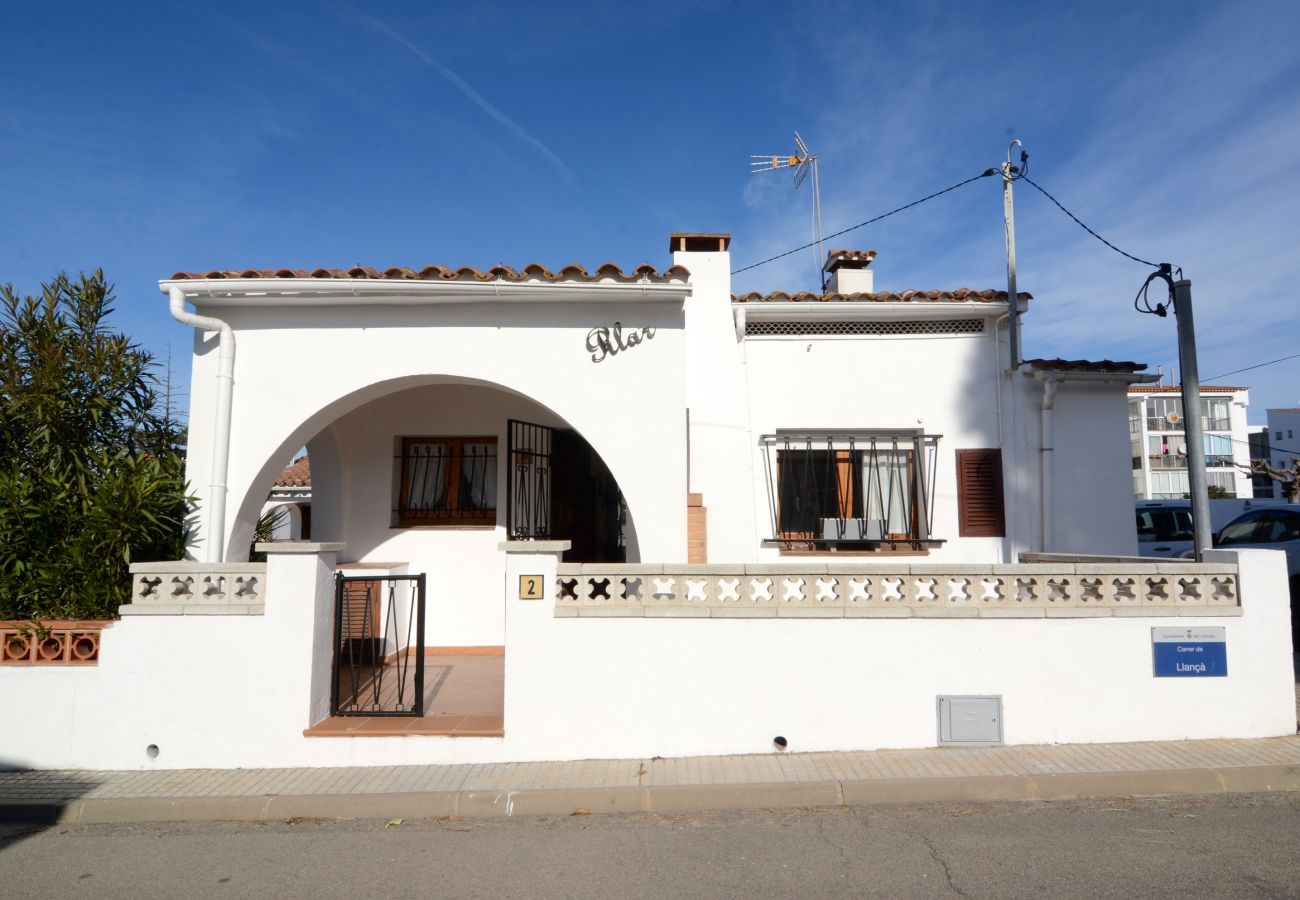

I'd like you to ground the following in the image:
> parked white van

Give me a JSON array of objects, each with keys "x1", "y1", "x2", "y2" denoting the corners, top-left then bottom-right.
[{"x1": 1135, "y1": 498, "x2": 1288, "y2": 558}]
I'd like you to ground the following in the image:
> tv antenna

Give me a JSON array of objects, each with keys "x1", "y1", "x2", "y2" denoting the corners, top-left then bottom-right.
[{"x1": 751, "y1": 131, "x2": 826, "y2": 290}]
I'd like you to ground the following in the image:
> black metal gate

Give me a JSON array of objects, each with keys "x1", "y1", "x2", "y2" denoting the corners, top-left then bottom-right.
[
  {"x1": 507, "y1": 419, "x2": 553, "y2": 539},
  {"x1": 330, "y1": 573, "x2": 426, "y2": 717}
]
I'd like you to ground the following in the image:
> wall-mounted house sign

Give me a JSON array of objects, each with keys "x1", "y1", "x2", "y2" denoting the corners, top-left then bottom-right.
[
  {"x1": 1152, "y1": 626, "x2": 1227, "y2": 677},
  {"x1": 586, "y1": 323, "x2": 656, "y2": 363}
]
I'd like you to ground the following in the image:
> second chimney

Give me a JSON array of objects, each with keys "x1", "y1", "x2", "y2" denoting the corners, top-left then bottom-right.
[{"x1": 823, "y1": 249, "x2": 876, "y2": 294}]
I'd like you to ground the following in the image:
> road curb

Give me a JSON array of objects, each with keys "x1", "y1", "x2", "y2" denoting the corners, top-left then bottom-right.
[{"x1": 3, "y1": 764, "x2": 1298, "y2": 826}]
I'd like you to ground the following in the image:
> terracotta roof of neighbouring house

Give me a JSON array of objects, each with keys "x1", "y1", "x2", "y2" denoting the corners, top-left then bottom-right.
[
  {"x1": 732, "y1": 289, "x2": 1031, "y2": 303},
  {"x1": 168, "y1": 263, "x2": 690, "y2": 283},
  {"x1": 1025, "y1": 358, "x2": 1147, "y2": 373},
  {"x1": 1128, "y1": 384, "x2": 1247, "y2": 393},
  {"x1": 275, "y1": 456, "x2": 310, "y2": 487}
]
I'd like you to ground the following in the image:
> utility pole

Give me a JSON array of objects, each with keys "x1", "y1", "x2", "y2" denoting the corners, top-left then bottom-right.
[
  {"x1": 1173, "y1": 276, "x2": 1213, "y2": 559},
  {"x1": 1002, "y1": 141, "x2": 1025, "y2": 370}
]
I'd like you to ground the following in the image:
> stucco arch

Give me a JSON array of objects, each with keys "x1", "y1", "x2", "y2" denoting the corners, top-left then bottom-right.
[{"x1": 223, "y1": 373, "x2": 644, "y2": 563}]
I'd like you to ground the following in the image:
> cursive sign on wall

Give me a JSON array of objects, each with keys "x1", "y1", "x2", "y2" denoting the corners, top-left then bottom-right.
[{"x1": 586, "y1": 322, "x2": 656, "y2": 363}]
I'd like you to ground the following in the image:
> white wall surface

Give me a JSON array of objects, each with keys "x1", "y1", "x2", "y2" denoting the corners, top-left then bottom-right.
[
  {"x1": 1049, "y1": 383, "x2": 1143, "y2": 555},
  {"x1": 741, "y1": 324, "x2": 1008, "y2": 563},
  {"x1": 1, "y1": 547, "x2": 1291, "y2": 771},
  {"x1": 181, "y1": 296, "x2": 688, "y2": 566},
  {"x1": 1265, "y1": 408, "x2": 1300, "y2": 499}
]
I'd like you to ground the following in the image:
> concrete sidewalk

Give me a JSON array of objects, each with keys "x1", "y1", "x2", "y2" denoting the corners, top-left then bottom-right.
[{"x1": 3, "y1": 735, "x2": 1299, "y2": 825}]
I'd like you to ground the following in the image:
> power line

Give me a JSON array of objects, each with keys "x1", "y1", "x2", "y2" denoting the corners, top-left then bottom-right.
[
  {"x1": 1019, "y1": 174, "x2": 1161, "y2": 268},
  {"x1": 1222, "y1": 433, "x2": 1298, "y2": 460},
  {"x1": 1203, "y1": 352, "x2": 1300, "y2": 383},
  {"x1": 730, "y1": 169, "x2": 998, "y2": 276}
]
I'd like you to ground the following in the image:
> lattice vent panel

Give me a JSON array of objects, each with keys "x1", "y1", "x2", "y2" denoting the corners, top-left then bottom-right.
[{"x1": 745, "y1": 319, "x2": 985, "y2": 337}]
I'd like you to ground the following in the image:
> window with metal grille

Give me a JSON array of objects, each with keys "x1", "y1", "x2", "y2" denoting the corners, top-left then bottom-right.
[
  {"x1": 745, "y1": 319, "x2": 984, "y2": 337},
  {"x1": 761, "y1": 433, "x2": 941, "y2": 549},
  {"x1": 956, "y1": 449, "x2": 1005, "y2": 537},
  {"x1": 396, "y1": 436, "x2": 497, "y2": 526}
]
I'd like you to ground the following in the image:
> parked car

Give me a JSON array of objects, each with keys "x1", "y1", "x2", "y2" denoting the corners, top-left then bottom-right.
[
  {"x1": 1135, "y1": 502, "x2": 1195, "y2": 558},
  {"x1": 1135, "y1": 498, "x2": 1288, "y2": 559},
  {"x1": 1200, "y1": 505, "x2": 1300, "y2": 646},
  {"x1": 1213, "y1": 506, "x2": 1300, "y2": 576}
]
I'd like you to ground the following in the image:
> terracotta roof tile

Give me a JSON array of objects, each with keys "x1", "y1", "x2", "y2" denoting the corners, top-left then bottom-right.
[
  {"x1": 274, "y1": 456, "x2": 310, "y2": 488},
  {"x1": 168, "y1": 263, "x2": 690, "y2": 284},
  {"x1": 823, "y1": 249, "x2": 878, "y2": 271},
  {"x1": 1025, "y1": 358, "x2": 1147, "y2": 374},
  {"x1": 732, "y1": 289, "x2": 1031, "y2": 304},
  {"x1": 1128, "y1": 384, "x2": 1247, "y2": 393}
]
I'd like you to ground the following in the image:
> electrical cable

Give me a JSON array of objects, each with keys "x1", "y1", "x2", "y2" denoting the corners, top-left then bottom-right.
[
  {"x1": 1203, "y1": 352, "x2": 1300, "y2": 383},
  {"x1": 1019, "y1": 174, "x2": 1160, "y2": 268},
  {"x1": 1221, "y1": 433, "x2": 1299, "y2": 459},
  {"x1": 1015, "y1": 166, "x2": 1183, "y2": 319},
  {"x1": 1133, "y1": 265, "x2": 1175, "y2": 318},
  {"x1": 730, "y1": 169, "x2": 998, "y2": 276}
]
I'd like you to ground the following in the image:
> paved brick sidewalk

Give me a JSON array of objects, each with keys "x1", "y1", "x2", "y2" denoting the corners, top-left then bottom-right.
[{"x1": 2, "y1": 735, "x2": 1299, "y2": 824}]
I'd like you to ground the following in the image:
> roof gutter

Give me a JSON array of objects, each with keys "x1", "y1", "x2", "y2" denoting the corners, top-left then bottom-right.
[
  {"x1": 168, "y1": 285, "x2": 234, "y2": 563},
  {"x1": 157, "y1": 278, "x2": 691, "y2": 307}
]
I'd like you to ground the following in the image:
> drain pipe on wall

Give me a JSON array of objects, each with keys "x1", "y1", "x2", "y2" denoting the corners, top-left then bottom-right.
[
  {"x1": 168, "y1": 285, "x2": 235, "y2": 563},
  {"x1": 1035, "y1": 373, "x2": 1060, "y2": 552}
]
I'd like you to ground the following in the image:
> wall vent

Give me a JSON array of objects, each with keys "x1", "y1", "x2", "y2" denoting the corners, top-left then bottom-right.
[{"x1": 745, "y1": 318, "x2": 984, "y2": 337}]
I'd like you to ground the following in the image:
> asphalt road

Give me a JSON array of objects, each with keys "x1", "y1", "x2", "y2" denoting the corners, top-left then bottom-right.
[{"x1": 1, "y1": 792, "x2": 1297, "y2": 899}]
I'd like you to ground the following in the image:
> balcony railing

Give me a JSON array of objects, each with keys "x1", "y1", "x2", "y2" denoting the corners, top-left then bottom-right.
[
  {"x1": 1145, "y1": 417, "x2": 1231, "y2": 433},
  {"x1": 1145, "y1": 454, "x2": 1236, "y2": 470},
  {"x1": 554, "y1": 561, "x2": 1240, "y2": 619}
]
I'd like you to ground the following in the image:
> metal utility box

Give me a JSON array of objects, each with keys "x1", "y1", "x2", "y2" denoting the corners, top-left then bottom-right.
[{"x1": 937, "y1": 695, "x2": 1003, "y2": 746}]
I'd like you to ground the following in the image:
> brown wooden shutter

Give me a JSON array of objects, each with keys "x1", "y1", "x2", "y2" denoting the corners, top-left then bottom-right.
[{"x1": 957, "y1": 449, "x2": 1005, "y2": 537}]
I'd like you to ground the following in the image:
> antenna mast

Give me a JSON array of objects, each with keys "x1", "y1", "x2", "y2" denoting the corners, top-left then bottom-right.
[{"x1": 751, "y1": 131, "x2": 826, "y2": 290}]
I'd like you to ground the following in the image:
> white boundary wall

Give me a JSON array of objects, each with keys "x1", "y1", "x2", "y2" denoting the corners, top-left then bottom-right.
[{"x1": 0, "y1": 546, "x2": 1292, "y2": 771}]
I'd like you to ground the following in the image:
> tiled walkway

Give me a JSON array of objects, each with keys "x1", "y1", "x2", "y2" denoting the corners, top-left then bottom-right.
[
  {"x1": 3, "y1": 735, "x2": 1298, "y2": 824},
  {"x1": 308, "y1": 653, "x2": 504, "y2": 737}
]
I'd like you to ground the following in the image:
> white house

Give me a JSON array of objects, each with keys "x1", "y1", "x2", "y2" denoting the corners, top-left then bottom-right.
[
  {"x1": 1262, "y1": 408, "x2": 1300, "y2": 499},
  {"x1": 1127, "y1": 384, "x2": 1253, "y2": 499},
  {"x1": 1, "y1": 234, "x2": 1294, "y2": 771}
]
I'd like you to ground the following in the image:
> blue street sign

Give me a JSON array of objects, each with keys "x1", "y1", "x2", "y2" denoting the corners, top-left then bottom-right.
[{"x1": 1152, "y1": 626, "x2": 1227, "y2": 677}]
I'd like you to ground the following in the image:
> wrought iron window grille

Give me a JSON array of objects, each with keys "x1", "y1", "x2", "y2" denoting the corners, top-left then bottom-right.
[
  {"x1": 506, "y1": 419, "x2": 553, "y2": 540},
  {"x1": 394, "y1": 436, "x2": 497, "y2": 527},
  {"x1": 761, "y1": 432, "x2": 942, "y2": 551}
]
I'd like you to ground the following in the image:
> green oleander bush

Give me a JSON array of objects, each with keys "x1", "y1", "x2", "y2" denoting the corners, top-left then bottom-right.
[{"x1": 0, "y1": 271, "x2": 190, "y2": 620}]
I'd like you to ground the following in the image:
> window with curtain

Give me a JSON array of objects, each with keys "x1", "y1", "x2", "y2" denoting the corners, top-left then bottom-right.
[
  {"x1": 764, "y1": 433, "x2": 940, "y2": 548},
  {"x1": 397, "y1": 436, "x2": 497, "y2": 526}
]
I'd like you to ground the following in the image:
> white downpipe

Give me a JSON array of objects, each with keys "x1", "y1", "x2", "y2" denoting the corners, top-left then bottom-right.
[
  {"x1": 1038, "y1": 376, "x2": 1060, "y2": 552},
  {"x1": 169, "y1": 285, "x2": 235, "y2": 563}
]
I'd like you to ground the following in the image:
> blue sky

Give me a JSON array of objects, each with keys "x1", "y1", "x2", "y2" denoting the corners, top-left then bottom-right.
[{"x1": 3, "y1": 1, "x2": 1298, "y2": 422}]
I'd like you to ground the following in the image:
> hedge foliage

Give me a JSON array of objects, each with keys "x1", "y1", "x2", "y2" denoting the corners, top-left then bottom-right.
[{"x1": 0, "y1": 272, "x2": 190, "y2": 619}]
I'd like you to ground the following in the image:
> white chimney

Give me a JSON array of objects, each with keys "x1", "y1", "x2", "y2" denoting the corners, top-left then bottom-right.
[{"x1": 823, "y1": 249, "x2": 876, "y2": 294}]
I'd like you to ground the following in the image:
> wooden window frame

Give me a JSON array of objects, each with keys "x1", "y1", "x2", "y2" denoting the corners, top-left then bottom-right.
[{"x1": 397, "y1": 435, "x2": 498, "y2": 528}]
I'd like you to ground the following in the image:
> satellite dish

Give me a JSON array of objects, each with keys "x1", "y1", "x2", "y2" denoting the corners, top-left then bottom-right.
[
  {"x1": 1177, "y1": 443, "x2": 1187, "y2": 456},
  {"x1": 1166, "y1": 412, "x2": 1182, "y2": 426}
]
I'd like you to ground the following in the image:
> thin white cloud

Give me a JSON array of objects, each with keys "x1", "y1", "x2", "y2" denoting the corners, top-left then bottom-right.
[{"x1": 351, "y1": 10, "x2": 577, "y2": 186}]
